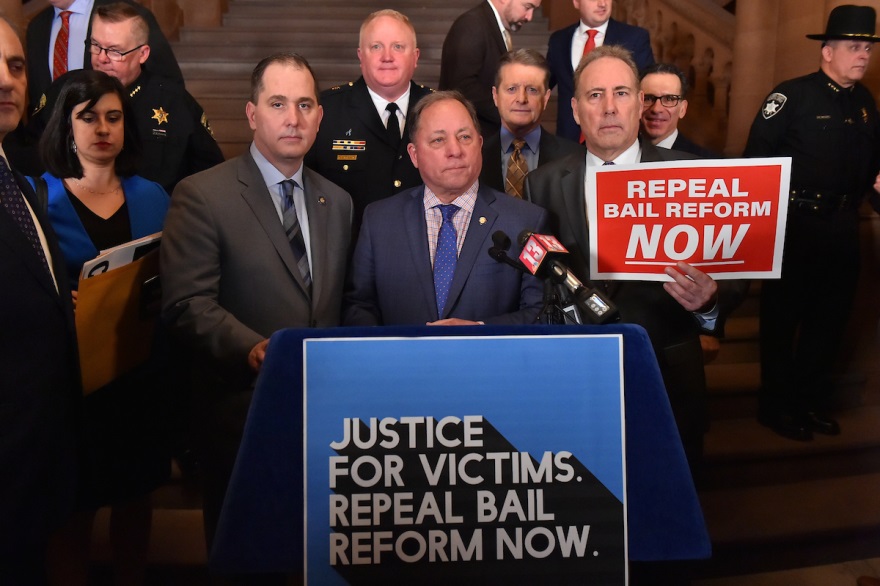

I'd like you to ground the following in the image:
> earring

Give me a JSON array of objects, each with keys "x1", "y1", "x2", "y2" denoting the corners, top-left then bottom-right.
[{"x1": 70, "y1": 139, "x2": 77, "y2": 153}]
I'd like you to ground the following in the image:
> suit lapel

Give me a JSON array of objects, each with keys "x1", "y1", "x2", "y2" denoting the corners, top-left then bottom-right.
[
  {"x1": 443, "y1": 188, "x2": 497, "y2": 318},
  {"x1": 302, "y1": 169, "x2": 329, "y2": 306},
  {"x1": 237, "y1": 155, "x2": 311, "y2": 298},
  {"x1": 481, "y1": 2, "x2": 508, "y2": 55},
  {"x1": 558, "y1": 155, "x2": 590, "y2": 258},
  {"x1": 403, "y1": 188, "x2": 440, "y2": 319}
]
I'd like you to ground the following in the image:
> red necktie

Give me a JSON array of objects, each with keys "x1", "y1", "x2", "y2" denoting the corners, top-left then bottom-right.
[
  {"x1": 53, "y1": 11, "x2": 72, "y2": 80},
  {"x1": 578, "y1": 29, "x2": 598, "y2": 144}
]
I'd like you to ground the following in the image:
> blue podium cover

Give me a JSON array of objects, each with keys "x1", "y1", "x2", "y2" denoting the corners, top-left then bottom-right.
[{"x1": 211, "y1": 324, "x2": 710, "y2": 579}]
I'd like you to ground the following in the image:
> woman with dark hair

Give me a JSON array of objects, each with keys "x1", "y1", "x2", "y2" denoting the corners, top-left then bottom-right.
[{"x1": 34, "y1": 69, "x2": 170, "y2": 586}]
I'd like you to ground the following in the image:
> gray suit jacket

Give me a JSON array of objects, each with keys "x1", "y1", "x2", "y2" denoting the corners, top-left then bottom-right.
[{"x1": 161, "y1": 151, "x2": 352, "y2": 387}]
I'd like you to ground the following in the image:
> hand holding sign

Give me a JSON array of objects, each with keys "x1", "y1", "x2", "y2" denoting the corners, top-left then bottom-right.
[{"x1": 662, "y1": 261, "x2": 719, "y2": 312}]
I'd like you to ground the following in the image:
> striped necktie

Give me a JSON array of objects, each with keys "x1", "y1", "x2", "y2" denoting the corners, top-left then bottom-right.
[
  {"x1": 53, "y1": 11, "x2": 72, "y2": 80},
  {"x1": 280, "y1": 179, "x2": 312, "y2": 293}
]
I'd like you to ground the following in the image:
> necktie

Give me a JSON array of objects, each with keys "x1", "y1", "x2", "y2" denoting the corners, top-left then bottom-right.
[
  {"x1": 433, "y1": 204, "x2": 460, "y2": 317},
  {"x1": 582, "y1": 29, "x2": 598, "y2": 57},
  {"x1": 0, "y1": 158, "x2": 51, "y2": 277},
  {"x1": 505, "y1": 138, "x2": 527, "y2": 198},
  {"x1": 603, "y1": 160, "x2": 615, "y2": 165},
  {"x1": 503, "y1": 29, "x2": 513, "y2": 51},
  {"x1": 53, "y1": 11, "x2": 72, "y2": 81},
  {"x1": 578, "y1": 29, "x2": 599, "y2": 144},
  {"x1": 385, "y1": 102, "x2": 401, "y2": 150},
  {"x1": 280, "y1": 179, "x2": 312, "y2": 293}
]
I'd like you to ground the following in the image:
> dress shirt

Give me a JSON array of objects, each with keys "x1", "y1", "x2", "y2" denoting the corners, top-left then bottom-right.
[
  {"x1": 0, "y1": 149, "x2": 57, "y2": 290},
  {"x1": 571, "y1": 20, "x2": 610, "y2": 70},
  {"x1": 49, "y1": 0, "x2": 93, "y2": 76},
  {"x1": 500, "y1": 125, "x2": 541, "y2": 177},
  {"x1": 424, "y1": 181, "x2": 478, "y2": 265},
  {"x1": 250, "y1": 143, "x2": 313, "y2": 269},
  {"x1": 655, "y1": 129, "x2": 679, "y2": 150},
  {"x1": 367, "y1": 85, "x2": 411, "y2": 137},
  {"x1": 485, "y1": 0, "x2": 509, "y2": 43}
]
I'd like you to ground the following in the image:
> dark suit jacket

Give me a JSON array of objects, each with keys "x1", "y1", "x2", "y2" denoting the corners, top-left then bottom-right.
[
  {"x1": 440, "y1": 2, "x2": 506, "y2": 136},
  {"x1": 479, "y1": 126, "x2": 584, "y2": 192},
  {"x1": 0, "y1": 171, "x2": 79, "y2": 558},
  {"x1": 671, "y1": 132, "x2": 721, "y2": 159},
  {"x1": 524, "y1": 138, "x2": 742, "y2": 440},
  {"x1": 26, "y1": 0, "x2": 182, "y2": 111},
  {"x1": 305, "y1": 77, "x2": 432, "y2": 228},
  {"x1": 548, "y1": 19, "x2": 655, "y2": 141},
  {"x1": 344, "y1": 184, "x2": 548, "y2": 326}
]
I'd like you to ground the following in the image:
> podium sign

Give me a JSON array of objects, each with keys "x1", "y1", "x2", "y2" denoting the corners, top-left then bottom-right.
[{"x1": 304, "y1": 335, "x2": 627, "y2": 585}]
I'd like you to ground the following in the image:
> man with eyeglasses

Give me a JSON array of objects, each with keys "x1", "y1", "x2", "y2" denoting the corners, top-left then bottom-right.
[
  {"x1": 25, "y1": 0, "x2": 180, "y2": 116},
  {"x1": 744, "y1": 5, "x2": 880, "y2": 442},
  {"x1": 90, "y1": 1, "x2": 223, "y2": 192},
  {"x1": 639, "y1": 62, "x2": 719, "y2": 159}
]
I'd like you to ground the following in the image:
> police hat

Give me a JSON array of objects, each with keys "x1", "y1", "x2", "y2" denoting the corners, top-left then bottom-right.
[{"x1": 806, "y1": 5, "x2": 880, "y2": 42}]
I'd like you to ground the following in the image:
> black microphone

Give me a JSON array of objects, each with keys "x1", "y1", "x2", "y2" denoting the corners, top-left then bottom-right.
[{"x1": 488, "y1": 230, "x2": 525, "y2": 272}]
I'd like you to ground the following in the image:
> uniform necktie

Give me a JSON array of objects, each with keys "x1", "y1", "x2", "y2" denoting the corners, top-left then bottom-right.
[
  {"x1": 0, "y1": 158, "x2": 51, "y2": 277},
  {"x1": 433, "y1": 204, "x2": 460, "y2": 317},
  {"x1": 578, "y1": 29, "x2": 599, "y2": 144},
  {"x1": 505, "y1": 138, "x2": 527, "y2": 198},
  {"x1": 280, "y1": 179, "x2": 311, "y2": 293},
  {"x1": 385, "y1": 102, "x2": 401, "y2": 150},
  {"x1": 53, "y1": 11, "x2": 72, "y2": 80}
]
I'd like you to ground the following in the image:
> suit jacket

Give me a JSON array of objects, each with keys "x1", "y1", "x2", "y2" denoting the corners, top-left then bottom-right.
[
  {"x1": 161, "y1": 152, "x2": 352, "y2": 389},
  {"x1": 479, "y1": 126, "x2": 584, "y2": 192},
  {"x1": 548, "y1": 19, "x2": 655, "y2": 141},
  {"x1": 524, "y1": 138, "x2": 743, "y2": 440},
  {"x1": 671, "y1": 132, "x2": 721, "y2": 159},
  {"x1": 26, "y1": 0, "x2": 182, "y2": 112},
  {"x1": 344, "y1": 184, "x2": 548, "y2": 326},
  {"x1": 305, "y1": 77, "x2": 432, "y2": 228},
  {"x1": 0, "y1": 170, "x2": 79, "y2": 557},
  {"x1": 440, "y1": 2, "x2": 505, "y2": 136}
]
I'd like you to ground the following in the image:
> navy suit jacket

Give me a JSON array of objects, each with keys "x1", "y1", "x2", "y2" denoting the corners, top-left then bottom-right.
[
  {"x1": 344, "y1": 184, "x2": 549, "y2": 326},
  {"x1": 440, "y1": 2, "x2": 506, "y2": 136},
  {"x1": 671, "y1": 132, "x2": 721, "y2": 159},
  {"x1": 0, "y1": 170, "x2": 79, "y2": 557},
  {"x1": 548, "y1": 19, "x2": 655, "y2": 141},
  {"x1": 480, "y1": 126, "x2": 584, "y2": 192}
]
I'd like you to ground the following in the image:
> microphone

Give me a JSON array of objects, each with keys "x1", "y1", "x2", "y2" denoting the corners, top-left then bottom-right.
[
  {"x1": 516, "y1": 230, "x2": 619, "y2": 324},
  {"x1": 488, "y1": 230, "x2": 525, "y2": 272}
]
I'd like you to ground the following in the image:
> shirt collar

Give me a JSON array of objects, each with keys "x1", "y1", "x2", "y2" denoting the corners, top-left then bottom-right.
[
  {"x1": 486, "y1": 0, "x2": 507, "y2": 35},
  {"x1": 423, "y1": 181, "x2": 479, "y2": 213},
  {"x1": 500, "y1": 124, "x2": 542, "y2": 154},
  {"x1": 366, "y1": 83, "x2": 412, "y2": 119},
  {"x1": 56, "y1": 0, "x2": 93, "y2": 17},
  {"x1": 578, "y1": 19, "x2": 610, "y2": 37},
  {"x1": 655, "y1": 129, "x2": 679, "y2": 150},
  {"x1": 586, "y1": 138, "x2": 641, "y2": 166},
  {"x1": 250, "y1": 142, "x2": 305, "y2": 189}
]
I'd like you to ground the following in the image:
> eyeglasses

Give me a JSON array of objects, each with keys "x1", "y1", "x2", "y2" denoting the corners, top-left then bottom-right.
[
  {"x1": 87, "y1": 41, "x2": 145, "y2": 62},
  {"x1": 643, "y1": 94, "x2": 683, "y2": 107}
]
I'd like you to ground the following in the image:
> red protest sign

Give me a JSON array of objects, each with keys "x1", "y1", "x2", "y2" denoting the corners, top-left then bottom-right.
[{"x1": 586, "y1": 158, "x2": 791, "y2": 280}]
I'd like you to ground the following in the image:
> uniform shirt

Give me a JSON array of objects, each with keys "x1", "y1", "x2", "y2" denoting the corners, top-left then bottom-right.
[
  {"x1": 128, "y1": 71, "x2": 224, "y2": 193},
  {"x1": 367, "y1": 86, "x2": 410, "y2": 135},
  {"x1": 744, "y1": 69, "x2": 880, "y2": 196}
]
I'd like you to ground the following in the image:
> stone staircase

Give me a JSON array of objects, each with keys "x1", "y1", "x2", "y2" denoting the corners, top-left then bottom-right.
[{"x1": 173, "y1": 0, "x2": 553, "y2": 159}]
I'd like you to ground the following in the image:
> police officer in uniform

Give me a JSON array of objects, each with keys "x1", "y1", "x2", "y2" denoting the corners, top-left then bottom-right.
[
  {"x1": 744, "y1": 5, "x2": 880, "y2": 441},
  {"x1": 90, "y1": 2, "x2": 223, "y2": 193},
  {"x1": 305, "y1": 9, "x2": 431, "y2": 230}
]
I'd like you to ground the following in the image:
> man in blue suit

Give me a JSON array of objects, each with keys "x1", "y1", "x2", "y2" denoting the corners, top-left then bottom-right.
[
  {"x1": 344, "y1": 90, "x2": 548, "y2": 326},
  {"x1": 547, "y1": 0, "x2": 654, "y2": 141}
]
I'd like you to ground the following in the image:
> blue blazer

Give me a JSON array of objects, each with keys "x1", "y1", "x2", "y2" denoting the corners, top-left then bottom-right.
[
  {"x1": 344, "y1": 184, "x2": 549, "y2": 326},
  {"x1": 548, "y1": 19, "x2": 655, "y2": 141},
  {"x1": 34, "y1": 174, "x2": 169, "y2": 285}
]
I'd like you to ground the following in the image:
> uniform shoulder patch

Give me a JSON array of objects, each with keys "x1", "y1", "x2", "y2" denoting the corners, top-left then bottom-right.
[{"x1": 761, "y1": 92, "x2": 787, "y2": 119}]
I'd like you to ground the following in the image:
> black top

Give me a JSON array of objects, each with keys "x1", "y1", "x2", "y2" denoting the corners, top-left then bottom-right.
[{"x1": 66, "y1": 187, "x2": 131, "y2": 251}]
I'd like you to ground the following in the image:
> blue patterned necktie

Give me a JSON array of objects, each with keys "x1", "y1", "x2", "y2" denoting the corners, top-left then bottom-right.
[
  {"x1": 280, "y1": 179, "x2": 311, "y2": 293},
  {"x1": 433, "y1": 204, "x2": 460, "y2": 317},
  {"x1": 0, "y1": 158, "x2": 51, "y2": 277}
]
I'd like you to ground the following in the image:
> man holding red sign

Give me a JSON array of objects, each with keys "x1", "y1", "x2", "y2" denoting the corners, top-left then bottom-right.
[{"x1": 525, "y1": 45, "x2": 746, "y2": 471}]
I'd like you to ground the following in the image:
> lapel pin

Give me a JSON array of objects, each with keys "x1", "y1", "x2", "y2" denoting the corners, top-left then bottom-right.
[
  {"x1": 479, "y1": 216, "x2": 487, "y2": 225},
  {"x1": 318, "y1": 196, "x2": 326, "y2": 205}
]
